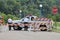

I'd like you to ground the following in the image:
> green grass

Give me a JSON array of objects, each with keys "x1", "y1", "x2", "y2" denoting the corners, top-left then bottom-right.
[
  {"x1": 56, "y1": 22, "x2": 60, "y2": 26},
  {"x1": 52, "y1": 22, "x2": 60, "y2": 32},
  {"x1": 53, "y1": 22, "x2": 60, "y2": 27},
  {"x1": 52, "y1": 28, "x2": 60, "y2": 32}
]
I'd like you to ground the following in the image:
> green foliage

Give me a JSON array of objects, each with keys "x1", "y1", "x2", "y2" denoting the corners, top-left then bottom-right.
[
  {"x1": 0, "y1": 0, "x2": 60, "y2": 21},
  {"x1": 0, "y1": 12, "x2": 20, "y2": 23},
  {"x1": 47, "y1": 13, "x2": 60, "y2": 22}
]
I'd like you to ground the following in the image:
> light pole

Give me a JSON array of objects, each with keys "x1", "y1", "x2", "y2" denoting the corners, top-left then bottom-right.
[
  {"x1": 20, "y1": 10, "x2": 24, "y2": 18},
  {"x1": 39, "y1": 4, "x2": 43, "y2": 18},
  {"x1": 20, "y1": 10, "x2": 22, "y2": 18}
]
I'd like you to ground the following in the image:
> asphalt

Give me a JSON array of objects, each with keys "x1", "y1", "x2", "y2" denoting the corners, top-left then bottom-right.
[{"x1": 0, "y1": 31, "x2": 60, "y2": 40}]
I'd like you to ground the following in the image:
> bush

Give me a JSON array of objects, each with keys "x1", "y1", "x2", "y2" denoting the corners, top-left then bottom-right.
[{"x1": 0, "y1": 12, "x2": 20, "y2": 24}]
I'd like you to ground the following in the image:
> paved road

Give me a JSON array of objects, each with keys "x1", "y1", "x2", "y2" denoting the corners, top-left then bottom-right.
[{"x1": 0, "y1": 31, "x2": 60, "y2": 40}]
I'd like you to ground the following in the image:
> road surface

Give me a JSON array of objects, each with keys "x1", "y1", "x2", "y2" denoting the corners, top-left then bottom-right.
[{"x1": 0, "y1": 31, "x2": 60, "y2": 40}]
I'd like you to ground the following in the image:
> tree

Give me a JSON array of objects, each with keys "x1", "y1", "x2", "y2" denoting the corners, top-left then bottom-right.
[{"x1": 0, "y1": 0, "x2": 60, "y2": 21}]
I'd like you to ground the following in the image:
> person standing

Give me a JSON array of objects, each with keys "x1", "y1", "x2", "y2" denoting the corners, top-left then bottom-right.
[
  {"x1": 23, "y1": 17, "x2": 29, "y2": 31},
  {"x1": 8, "y1": 18, "x2": 13, "y2": 31}
]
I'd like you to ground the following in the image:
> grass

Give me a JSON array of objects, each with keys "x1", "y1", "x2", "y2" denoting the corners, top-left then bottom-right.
[
  {"x1": 56, "y1": 22, "x2": 60, "y2": 26},
  {"x1": 53, "y1": 22, "x2": 60, "y2": 26},
  {"x1": 52, "y1": 22, "x2": 60, "y2": 32},
  {"x1": 52, "y1": 28, "x2": 60, "y2": 32}
]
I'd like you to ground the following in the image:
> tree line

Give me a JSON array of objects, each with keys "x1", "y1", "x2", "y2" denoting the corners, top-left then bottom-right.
[{"x1": 0, "y1": 0, "x2": 60, "y2": 21}]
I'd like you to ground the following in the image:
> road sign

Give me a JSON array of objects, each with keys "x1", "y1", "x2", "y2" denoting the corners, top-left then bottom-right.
[
  {"x1": 52, "y1": 7, "x2": 58, "y2": 29},
  {"x1": 52, "y1": 7, "x2": 58, "y2": 15}
]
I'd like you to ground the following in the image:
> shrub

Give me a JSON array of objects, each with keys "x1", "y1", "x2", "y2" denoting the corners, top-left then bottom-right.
[{"x1": 0, "y1": 12, "x2": 20, "y2": 24}]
